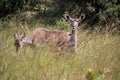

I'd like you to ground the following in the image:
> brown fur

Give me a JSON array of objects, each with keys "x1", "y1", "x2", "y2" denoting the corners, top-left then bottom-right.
[
  {"x1": 14, "y1": 28, "x2": 70, "y2": 52},
  {"x1": 32, "y1": 28, "x2": 70, "y2": 46}
]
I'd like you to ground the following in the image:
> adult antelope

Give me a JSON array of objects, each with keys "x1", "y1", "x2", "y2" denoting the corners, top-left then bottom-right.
[
  {"x1": 64, "y1": 13, "x2": 86, "y2": 52},
  {"x1": 14, "y1": 28, "x2": 71, "y2": 53}
]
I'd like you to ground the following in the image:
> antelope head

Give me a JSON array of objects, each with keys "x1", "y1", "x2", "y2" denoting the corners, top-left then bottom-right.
[
  {"x1": 14, "y1": 33, "x2": 26, "y2": 53},
  {"x1": 64, "y1": 13, "x2": 86, "y2": 31}
]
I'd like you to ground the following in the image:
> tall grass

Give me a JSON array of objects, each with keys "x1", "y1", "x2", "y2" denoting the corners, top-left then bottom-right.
[{"x1": 0, "y1": 19, "x2": 120, "y2": 80}]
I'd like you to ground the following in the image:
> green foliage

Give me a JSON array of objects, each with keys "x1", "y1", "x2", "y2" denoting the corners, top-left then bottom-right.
[
  {"x1": 0, "y1": 0, "x2": 44, "y2": 17},
  {"x1": 56, "y1": 18, "x2": 70, "y2": 29},
  {"x1": 0, "y1": 0, "x2": 119, "y2": 30}
]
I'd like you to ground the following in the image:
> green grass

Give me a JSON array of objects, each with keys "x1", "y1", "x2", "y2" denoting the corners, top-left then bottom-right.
[{"x1": 0, "y1": 20, "x2": 120, "y2": 80}]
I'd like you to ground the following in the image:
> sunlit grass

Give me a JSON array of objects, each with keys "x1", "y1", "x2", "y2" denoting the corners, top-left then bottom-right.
[{"x1": 0, "y1": 20, "x2": 120, "y2": 80}]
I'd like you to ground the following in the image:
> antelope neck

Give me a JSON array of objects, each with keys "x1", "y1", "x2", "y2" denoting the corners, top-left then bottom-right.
[
  {"x1": 71, "y1": 26, "x2": 77, "y2": 34},
  {"x1": 72, "y1": 29, "x2": 76, "y2": 34},
  {"x1": 70, "y1": 26, "x2": 77, "y2": 44}
]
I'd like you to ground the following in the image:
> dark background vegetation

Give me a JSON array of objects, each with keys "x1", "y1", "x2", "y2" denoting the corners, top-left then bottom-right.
[{"x1": 0, "y1": 0, "x2": 120, "y2": 33}]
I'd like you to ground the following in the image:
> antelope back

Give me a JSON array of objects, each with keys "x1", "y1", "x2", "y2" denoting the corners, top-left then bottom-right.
[
  {"x1": 47, "y1": 30, "x2": 70, "y2": 43},
  {"x1": 32, "y1": 28, "x2": 70, "y2": 45}
]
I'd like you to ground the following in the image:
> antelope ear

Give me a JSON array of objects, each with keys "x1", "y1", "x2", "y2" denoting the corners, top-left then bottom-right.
[
  {"x1": 14, "y1": 33, "x2": 19, "y2": 39},
  {"x1": 64, "y1": 14, "x2": 72, "y2": 21},
  {"x1": 78, "y1": 13, "x2": 86, "y2": 22},
  {"x1": 21, "y1": 33, "x2": 26, "y2": 39}
]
